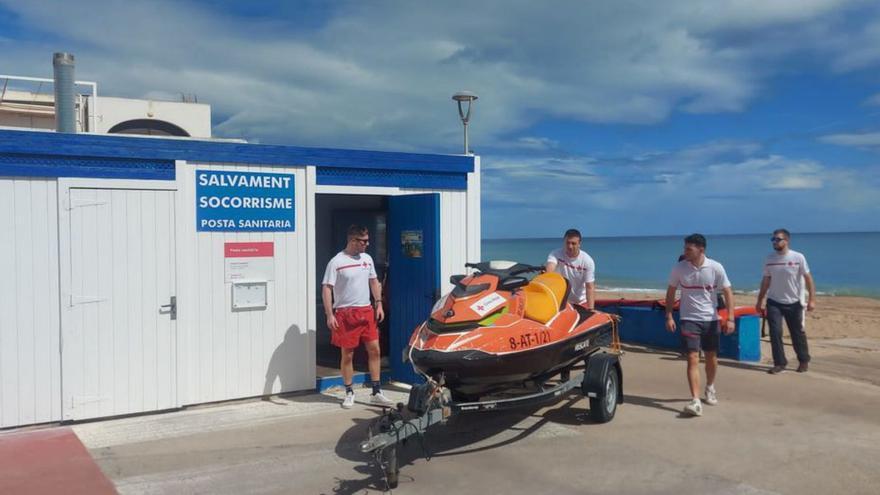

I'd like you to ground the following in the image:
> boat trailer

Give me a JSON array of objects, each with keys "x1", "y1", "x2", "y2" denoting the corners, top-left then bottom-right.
[{"x1": 360, "y1": 351, "x2": 623, "y2": 489}]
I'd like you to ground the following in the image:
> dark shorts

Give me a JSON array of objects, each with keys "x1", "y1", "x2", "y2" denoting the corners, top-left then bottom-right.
[
  {"x1": 332, "y1": 306, "x2": 379, "y2": 349},
  {"x1": 680, "y1": 320, "x2": 720, "y2": 353}
]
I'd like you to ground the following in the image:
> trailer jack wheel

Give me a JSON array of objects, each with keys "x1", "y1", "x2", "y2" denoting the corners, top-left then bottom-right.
[{"x1": 381, "y1": 445, "x2": 399, "y2": 489}]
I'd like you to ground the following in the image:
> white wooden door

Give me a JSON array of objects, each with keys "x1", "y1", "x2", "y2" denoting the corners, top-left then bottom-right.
[{"x1": 61, "y1": 186, "x2": 177, "y2": 420}]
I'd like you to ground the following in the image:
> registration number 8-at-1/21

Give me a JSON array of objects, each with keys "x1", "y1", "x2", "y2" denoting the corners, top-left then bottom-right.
[{"x1": 509, "y1": 330, "x2": 551, "y2": 350}]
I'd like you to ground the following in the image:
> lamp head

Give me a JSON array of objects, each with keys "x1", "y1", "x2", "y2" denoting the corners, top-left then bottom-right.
[
  {"x1": 452, "y1": 90, "x2": 478, "y2": 123},
  {"x1": 452, "y1": 90, "x2": 479, "y2": 103}
]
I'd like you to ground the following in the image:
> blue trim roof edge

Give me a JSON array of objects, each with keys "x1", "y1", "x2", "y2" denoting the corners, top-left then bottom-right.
[{"x1": 0, "y1": 129, "x2": 474, "y2": 173}]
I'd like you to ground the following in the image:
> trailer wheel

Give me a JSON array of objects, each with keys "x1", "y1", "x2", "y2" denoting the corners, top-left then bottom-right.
[
  {"x1": 381, "y1": 445, "x2": 399, "y2": 489},
  {"x1": 589, "y1": 366, "x2": 618, "y2": 423}
]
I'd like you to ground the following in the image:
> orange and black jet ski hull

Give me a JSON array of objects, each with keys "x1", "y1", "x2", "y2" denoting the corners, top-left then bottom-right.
[
  {"x1": 409, "y1": 319, "x2": 613, "y2": 397},
  {"x1": 406, "y1": 261, "x2": 618, "y2": 399}
]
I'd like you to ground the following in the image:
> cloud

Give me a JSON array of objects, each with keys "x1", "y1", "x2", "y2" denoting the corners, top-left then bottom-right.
[
  {"x1": 826, "y1": 18, "x2": 880, "y2": 72},
  {"x1": 510, "y1": 136, "x2": 560, "y2": 151},
  {"x1": 713, "y1": 156, "x2": 825, "y2": 190},
  {"x1": 823, "y1": 165, "x2": 880, "y2": 209},
  {"x1": 863, "y1": 93, "x2": 880, "y2": 106},
  {"x1": 2, "y1": 0, "x2": 878, "y2": 152},
  {"x1": 480, "y1": 139, "x2": 880, "y2": 237},
  {"x1": 2, "y1": 1, "x2": 879, "y2": 237},
  {"x1": 819, "y1": 131, "x2": 880, "y2": 148}
]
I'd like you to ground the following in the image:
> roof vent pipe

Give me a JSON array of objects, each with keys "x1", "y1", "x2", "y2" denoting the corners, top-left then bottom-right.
[{"x1": 53, "y1": 52, "x2": 76, "y2": 133}]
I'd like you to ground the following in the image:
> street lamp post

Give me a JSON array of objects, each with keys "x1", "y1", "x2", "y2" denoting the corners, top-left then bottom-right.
[{"x1": 452, "y1": 91, "x2": 478, "y2": 155}]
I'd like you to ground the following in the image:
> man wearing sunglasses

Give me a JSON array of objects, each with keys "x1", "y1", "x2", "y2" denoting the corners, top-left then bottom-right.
[
  {"x1": 322, "y1": 224, "x2": 394, "y2": 408},
  {"x1": 755, "y1": 229, "x2": 816, "y2": 374}
]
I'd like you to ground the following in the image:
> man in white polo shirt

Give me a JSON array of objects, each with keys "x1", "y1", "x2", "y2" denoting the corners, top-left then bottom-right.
[
  {"x1": 545, "y1": 229, "x2": 596, "y2": 309},
  {"x1": 755, "y1": 228, "x2": 816, "y2": 374},
  {"x1": 322, "y1": 224, "x2": 394, "y2": 409},
  {"x1": 665, "y1": 233, "x2": 735, "y2": 417}
]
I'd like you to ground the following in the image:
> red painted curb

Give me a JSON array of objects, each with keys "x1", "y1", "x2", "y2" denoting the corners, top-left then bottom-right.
[{"x1": 0, "y1": 427, "x2": 116, "y2": 494}]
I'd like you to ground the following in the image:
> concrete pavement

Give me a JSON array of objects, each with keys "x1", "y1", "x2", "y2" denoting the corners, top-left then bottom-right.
[{"x1": 64, "y1": 342, "x2": 880, "y2": 494}]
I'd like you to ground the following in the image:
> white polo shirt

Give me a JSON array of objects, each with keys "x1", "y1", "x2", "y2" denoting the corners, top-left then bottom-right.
[
  {"x1": 547, "y1": 248, "x2": 596, "y2": 304},
  {"x1": 322, "y1": 251, "x2": 377, "y2": 309},
  {"x1": 763, "y1": 249, "x2": 810, "y2": 304},
  {"x1": 668, "y1": 257, "x2": 731, "y2": 322}
]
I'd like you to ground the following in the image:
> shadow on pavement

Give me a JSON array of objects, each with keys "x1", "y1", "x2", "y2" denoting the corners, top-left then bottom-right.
[
  {"x1": 625, "y1": 394, "x2": 691, "y2": 416},
  {"x1": 327, "y1": 392, "x2": 609, "y2": 493},
  {"x1": 259, "y1": 390, "x2": 342, "y2": 407}
]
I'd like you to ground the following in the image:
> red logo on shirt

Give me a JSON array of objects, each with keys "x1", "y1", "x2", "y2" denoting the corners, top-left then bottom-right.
[
  {"x1": 681, "y1": 284, "x2": 716, "y2": 290},
  {"x1": 559, "y1": 259, "x2": 587, "y2": 271},
  {"x1": 338, "y1": 262, "x2": 372, "y2": 271}
]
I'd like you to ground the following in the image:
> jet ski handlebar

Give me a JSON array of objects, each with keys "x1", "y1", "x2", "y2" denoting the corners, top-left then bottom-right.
[
  {"x1": 464, "y1": 261, "x2": 545, "y2": 277},
  {"x1": 510, "y1": 265, "x2": 545, "y2": 275}
]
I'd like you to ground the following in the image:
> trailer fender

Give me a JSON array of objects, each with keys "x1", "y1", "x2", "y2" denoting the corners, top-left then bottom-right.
[{"x1": 581, "y1": 353, "x2": 624, "y2": 404}]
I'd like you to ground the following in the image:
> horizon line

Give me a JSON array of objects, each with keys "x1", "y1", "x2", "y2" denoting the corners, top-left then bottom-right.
[{"x1": 483, "y1": 230, "x2": 880, "y2": 241}]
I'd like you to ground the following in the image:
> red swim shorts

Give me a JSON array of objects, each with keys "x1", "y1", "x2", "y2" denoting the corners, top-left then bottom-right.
[{"x1": 332, "y1": 306, "x2": 379, "y2": 349}]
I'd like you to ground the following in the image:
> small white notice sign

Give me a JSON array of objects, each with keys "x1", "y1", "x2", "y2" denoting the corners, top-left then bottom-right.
[
  {"x1": 224, "y1": 242, "x2": 275, "y2": 282},
  {"x1": 232, "y1": 281, "x2": 268, "y2": 309}
]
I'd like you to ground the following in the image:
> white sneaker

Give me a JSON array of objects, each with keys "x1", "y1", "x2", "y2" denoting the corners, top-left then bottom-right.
[
  {"x1": 370, "y1": 391, "x2": 395, "y2": 407},
  {"x1": 341, "y1": 391, "x2": 355, "y2": 409},
  {"x1": 705, "y1": 385, "x2": 718, "y2": 406},
  {"x1": 684, "y1": 399, "x2": 703, "y2": 417}
]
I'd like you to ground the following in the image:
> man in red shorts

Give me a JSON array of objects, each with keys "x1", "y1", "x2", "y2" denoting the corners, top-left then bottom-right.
[{"x1": 322, "y1": 224, "x2": 394, "y2": 408}]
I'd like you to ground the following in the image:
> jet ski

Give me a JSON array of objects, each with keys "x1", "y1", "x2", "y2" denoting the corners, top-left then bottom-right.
[{"x1": 406, "y1": 260, "x2": 617, "y2": 399}]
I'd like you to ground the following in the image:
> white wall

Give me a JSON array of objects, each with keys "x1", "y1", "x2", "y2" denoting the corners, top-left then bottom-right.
[
  {"x1": 433, "y1": 157, "x2": 482, "y2": 292},
  {"x1": 467, "y1": 156, "x2": 482, "y2": 266},
  {"x1": 97, "y1": 97, "x2": 212, "y2": 138},
  {"x1": 0, "y1": 159, "x2": 477, "y2": 428},
  {"x1": 436, "y1": 189, "x2": 470, "y2": 294},
  {"x1": 0, "y1": 113, "x2": 55, "y2": 131},
  {"x1": 0, "y1": 178, "x2": 62, "y2": 428},
  {"x1": 175, "y1": 161, "x2": 312, "y2": 406}
]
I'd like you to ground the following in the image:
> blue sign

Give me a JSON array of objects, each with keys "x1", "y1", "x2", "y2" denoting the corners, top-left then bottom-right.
[{"x1": 196, "y1": 170, "x2": 295, "y2": 232}]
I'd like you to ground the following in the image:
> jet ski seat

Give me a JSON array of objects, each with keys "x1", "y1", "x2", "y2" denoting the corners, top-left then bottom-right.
[{"x1": 523, "y1": 272, "x2": 570, "y2": 323}]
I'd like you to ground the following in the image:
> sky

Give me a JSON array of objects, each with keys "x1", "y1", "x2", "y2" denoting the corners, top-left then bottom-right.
[{"x1": 2, "y1": 0, "x2": 879, "y2": 238}]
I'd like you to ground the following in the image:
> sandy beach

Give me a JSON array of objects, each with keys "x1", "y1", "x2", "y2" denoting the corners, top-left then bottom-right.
[
  {"x1": 598, "y1": 290, "x2": 880, "y2": 387},
  {"x1": 597, "y1": 290, "x2": 880, "y2": 340}
]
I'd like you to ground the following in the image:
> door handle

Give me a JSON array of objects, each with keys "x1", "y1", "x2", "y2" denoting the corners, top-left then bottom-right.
[{"x1": 160, "y1": 296, "x2": 177, "y2": 320}]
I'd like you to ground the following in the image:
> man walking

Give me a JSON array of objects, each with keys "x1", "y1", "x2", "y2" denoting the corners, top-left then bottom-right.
[
  {"x1": 322, "y1": 224, "x2": 394, "y2": 408},
  {"x1": 666, "y1": 234, "x2": 735, "y2": 417},
  {"x1": 756, "y1": 229, "x2": 816, "y2": 374},
  {"x1": 545, "y1": 229, "x2": 596, "y2": 309}
]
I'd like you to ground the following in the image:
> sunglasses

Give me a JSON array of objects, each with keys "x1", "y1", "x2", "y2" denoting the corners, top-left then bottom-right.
[
  {"x1": 354, "y1": 237, "x2": 370, "y2": 244},
  {"x1": 770, "y1": 237, "x2": 786, "y2": 243}
]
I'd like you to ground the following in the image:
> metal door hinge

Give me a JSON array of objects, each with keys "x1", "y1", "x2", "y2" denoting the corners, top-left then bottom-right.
[
  {"x1": 70, "y1": 395, "x2": 110, "y2": 408},
  {"x1": 68, "y1": 198, "x2": 108, "y2": 210},
  {"x1": 70, "y1": 294, "x2": 107, "y2": 306}
]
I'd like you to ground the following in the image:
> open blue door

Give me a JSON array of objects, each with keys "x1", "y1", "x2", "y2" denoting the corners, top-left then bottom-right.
[{"x1": 388, "y1": 193, "x2": 440, "y2": 384}]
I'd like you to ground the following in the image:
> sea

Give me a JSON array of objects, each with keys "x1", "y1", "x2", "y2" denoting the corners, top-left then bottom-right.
[{"x1": 482, "y1": 232, "x2": 880, "y2": 298}]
